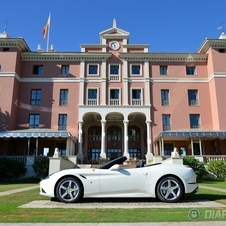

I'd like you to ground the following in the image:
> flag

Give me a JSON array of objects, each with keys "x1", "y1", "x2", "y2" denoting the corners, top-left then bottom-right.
[{"x1": 42, "y1": 14, "x2": 51, "y2": 40}]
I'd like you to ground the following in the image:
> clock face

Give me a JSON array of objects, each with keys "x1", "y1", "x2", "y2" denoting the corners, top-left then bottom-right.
[{"x1": 110, "y1": 41, "x2": 120, "y2": 50}]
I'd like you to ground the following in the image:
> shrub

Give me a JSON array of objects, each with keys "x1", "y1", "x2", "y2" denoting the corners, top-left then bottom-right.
[
  {"x1": 0, "y1": 158, "x2": 26, "y2": 182},
  {"x1": 183, "y1": 156, "x2": 207, "y2": 182},
  {"x1": 207, "y1": 160, "x2": 226, "y2": 181},
  {"x1": 32, "y1": 157, "x2": 49, "y2": 179}
]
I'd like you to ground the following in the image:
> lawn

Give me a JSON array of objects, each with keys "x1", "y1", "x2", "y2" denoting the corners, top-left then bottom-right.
[
  {"x1": 0, "y1": 183, "x2": 38, "y2": 192},
  {"x1": 200, "y1": 181, "x2": 226, "y2": 190},
  {"x1": 0, "y1": 186, "x2": 225, "y2": 223}
]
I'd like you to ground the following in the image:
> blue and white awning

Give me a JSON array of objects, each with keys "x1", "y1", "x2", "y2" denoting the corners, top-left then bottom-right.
[
  {"x1": 154, "y1": 129, "x2": 226, "y2": 141},
  {"x1": 0, "y1": 129, "x2": 72, "y2": 139}
]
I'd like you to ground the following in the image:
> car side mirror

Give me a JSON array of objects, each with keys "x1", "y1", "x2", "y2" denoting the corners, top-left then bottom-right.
[{"x1": 109, "y1": 164, "x2": 120, "y2": 171}]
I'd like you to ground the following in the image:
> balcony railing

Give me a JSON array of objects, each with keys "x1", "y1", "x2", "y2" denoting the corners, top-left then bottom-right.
[
  {"x1": 88, "y1": 99, "x2": 97, "y2": 105},
  {"x1": 189, "y1": 99, "x2": 199, "y2": 106},
  {"x1": 161, "y1": 100, "x2": 170, "y2": 106},
  {"x1": 110, "y1": 99, "x2": 120, "y2": 105},
  {"x1": 109, "y1": 75, "x2": 120, "y2": 81},
  {"x1": 190, "y1": 124, "x2": 200, "y2": 129},
  {"x1": 132, "y1": 99, "x2": 142, "y2": 105},
  {"x1": 163, "y1": 125, "x2": 171, "y2": 131},
  {"x1": 60, "y1": 100, "x2": 68, "y2": 106},
  {"x1": 58, "y1": 125, "x2": 67, "y2": 131}
]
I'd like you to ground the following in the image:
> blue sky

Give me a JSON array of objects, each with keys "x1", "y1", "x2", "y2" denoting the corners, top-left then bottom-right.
[{"x1": 1, "y1": 0, "x2": 226, "y2": 52}]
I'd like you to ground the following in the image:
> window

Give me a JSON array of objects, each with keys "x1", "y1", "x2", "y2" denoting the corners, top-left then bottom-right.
[
  {"x1": 58, "y1": 114, "x2": 67, "y2": 130},
  {"x1": 110, "y1": 89, "x2": 120, "y2": 105},
  {"x1": 219, "y1": 49, "x2": 225, "y2": 53},
  {"x1": 190, "y1": 114, "x2": 200, "y2": 129},
  {"x1": 61, "y1": 65, "x2": 69, "y2": 75},
  {"x1": 188, "y1": 90, "x2": 198, "y2": 106},
  {"x1": 88, "y1": 126, "x2": 101, "y2": 141},
  {"x1": 3, "y1": 48, "x2": 9, "y2": 52},
  {"x1": 161, "y1": 90, "x2": 170, "y2": 106},
  {"x1": 160, "y1": 66, "x2": 168, "y2": 75},
  {"x1": 164, "y1": 143, "x2": 174, "y2": 156},
  {"x1": 30, "y1": 89, "x2": 41, "y2": 105},
  {"x1": 128, "y1": 149, "x2": 140, "y2": 159},
  {"x1": 88, "y1": 149, "x2": 101, "y2": 161},
  {"x1": 88, "y1": 89, "x2": 97, "y2": 105},
  {"x1": 186, "y1": 66, "x2": 196, "y2": 75},
  {"x1": 110, "y1": 65, "x2": 119, "y2": 75},
  {"x1": 107, "y1": 126, "x2": 121, "y2": 141},
  {"x1": 33, "y1": 65, "x2": 43, "y2": 75},
  {"x1": 162, "y1": 114, "x2": 171, "y2": 131},
  {"x1": 131, "y1": 64, "x2": 141, "y2": 75},
  {"x1": 59, "y1": 89, "x2": 68, "y2": 106},
  {"x1": 128, "y1": 126, "x2": 140, "y2": 141},
  {"x1": 132, "y1": 89, "x2": 141, "y2": 105},
  {"x1": 29, "y1": 114, "x2": 39, "y2": 128},
  {"x1": 109, "y1": 64, "x2": 120, "y2": 81},
  {"x1": 88, "y1": 64, "x2": 98, "y2": 75}
]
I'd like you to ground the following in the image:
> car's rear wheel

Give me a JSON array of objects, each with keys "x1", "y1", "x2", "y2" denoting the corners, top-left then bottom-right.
[
  {"x1": 56, "y1": 177, "x2": 82, "y2": 203},
  {"x1": 156, "y1": 176, "x2": 183, "y2": 203}
]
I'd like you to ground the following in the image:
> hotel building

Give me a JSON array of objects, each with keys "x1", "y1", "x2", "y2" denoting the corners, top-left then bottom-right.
[{"x1": 1, "y1": 21, "x2": 226, "y2": 163}]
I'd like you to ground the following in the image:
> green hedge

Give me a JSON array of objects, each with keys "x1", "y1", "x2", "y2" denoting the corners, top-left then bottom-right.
[
  {"x1": 183, "y1": 156, "x2": 207, "y2": 182},
  {"x1": 207, "y1": 160, "x2": 226, "y2": 181},
  {"x1": 32, "y1": 157, "x2": 49, "y2": 179},
  {"x1": 0, "y1": 158, "x2": 26, "y2": 182}
]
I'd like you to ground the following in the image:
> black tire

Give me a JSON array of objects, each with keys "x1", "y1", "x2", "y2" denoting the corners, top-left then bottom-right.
[
  {"x1": 56, "y1": 177, "x2": 83, "y2": 203},
  {"x1": 156, "y1": 176, "x2": 183, "y2": 203}
]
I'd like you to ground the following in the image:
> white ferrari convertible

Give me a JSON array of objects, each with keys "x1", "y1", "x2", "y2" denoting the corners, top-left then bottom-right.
[{"x1": 40, "y1": 156, "x2": 198, "y2": 203}]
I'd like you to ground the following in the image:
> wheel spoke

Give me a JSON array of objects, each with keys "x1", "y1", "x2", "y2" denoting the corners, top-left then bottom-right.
[{"x1": 61, "y1": 191, "x2": 68, "y2": 198}]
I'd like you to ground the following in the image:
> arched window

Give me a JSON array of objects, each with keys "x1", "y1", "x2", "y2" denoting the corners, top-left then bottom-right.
[
  {"x1": 88, "y1": 126, "x2": 101, "y2": 141},
  {"x1": 107, "y1": 126, "x2": 121, "y2": 141},
  {"x1": 128, "y1": 126, "x2": 140, "y2": 141}
]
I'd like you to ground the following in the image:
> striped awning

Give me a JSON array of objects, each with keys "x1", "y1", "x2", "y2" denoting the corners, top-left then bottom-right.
[{"x1": 0, "y1": 129, "x2": 72, "y2": 139}]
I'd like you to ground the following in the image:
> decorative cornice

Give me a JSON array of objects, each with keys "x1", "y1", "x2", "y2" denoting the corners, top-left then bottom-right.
[
  {"x1": 123, "y1": 44, "x2": 149, "y2": 48},
  {"x1": 119, "y1": 53, "x2": 207, "y2": 62},
  {"x1": 21, "y1": 52, "x2": 112, "y2": 61},
  {"x1": 198, "y1": 39, "x2": 226, "y2": 53},
  {"x1": 0, "y1": 38, "x2": 30, "y2": 52}
]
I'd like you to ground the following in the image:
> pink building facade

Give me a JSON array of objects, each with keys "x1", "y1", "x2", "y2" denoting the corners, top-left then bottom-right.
[{"x1": 1, "y1": 21, "x2": 226, "y2": 162}]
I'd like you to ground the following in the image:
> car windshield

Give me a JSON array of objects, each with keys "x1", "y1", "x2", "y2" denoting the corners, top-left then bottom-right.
[{"x1": 99, "y1": 156, "x2": 127, "y2": 169}]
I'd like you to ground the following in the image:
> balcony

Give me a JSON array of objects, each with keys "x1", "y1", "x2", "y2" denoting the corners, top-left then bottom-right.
[
  {"x1": 161, "y1": 100, "x2": 170, "y2": 106},
  {"x1": 60, "y1": 100, "x2": 68, "y2": 106},
  {"x1": 88, "y1": 99, "x2": 97, "y2": 105},
  {"x1": 189, "y1": 99, "x2": 199, "y2": 106},
  {"x1": 163, "y1": 125, "x2": 171, "y2": 131},
  {"x1": 109, "y1": 75, "x2": 120, "y2": 81},
  {"x1": 190, "y1": 124, "x2": 200, "y2": 129},
  {"x1": 132, "y1": 99, "x2": 142, "y2": 105},
  {"x1": 110, "y1": 99, "x2": 120, "y2": 105},
  {"x1": 58, "y1": 126, "x2": 67, "y2": 131}
]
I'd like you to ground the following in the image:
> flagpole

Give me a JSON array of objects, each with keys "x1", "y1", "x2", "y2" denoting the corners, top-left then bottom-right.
[{"x1": 46, "y1": 13, "x2": 51, "y2": 52}]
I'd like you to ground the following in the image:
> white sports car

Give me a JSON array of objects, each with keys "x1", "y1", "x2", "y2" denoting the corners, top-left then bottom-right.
[{"x1": 40, "y1": 156, "x2": 198, "y2": 203}]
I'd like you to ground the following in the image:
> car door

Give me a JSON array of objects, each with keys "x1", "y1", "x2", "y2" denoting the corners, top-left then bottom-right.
[{"x1": 99, "y1": 166, "x2": 149, "y2": 195}]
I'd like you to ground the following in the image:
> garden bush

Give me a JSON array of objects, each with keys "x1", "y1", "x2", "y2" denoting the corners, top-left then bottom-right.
[
  {"x1": 32, "y1": 157, "x2": 49, "y2": 179},
  {"x1": 183, "y1": 156, "x2": 207, "y2": 182},
  {"x1": 207, "y1": 160, "x2": 226, "y2": 181},
  {"x1": 0, "y1": 158, "x2": 26, "y2": 182}
]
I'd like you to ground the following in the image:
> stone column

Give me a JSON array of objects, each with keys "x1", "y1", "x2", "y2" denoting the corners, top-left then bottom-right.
[
  {"x1": 100, "y1": 120, "x2": 106, "y2": 159},
  {"x1": 161, "y1": 137, "x2": 164, "y2": 156},
  {"x1": 123, "y1": 120, "x2": 130, "y2": 159},
  {"x1": 191, "y1": 138, "x2": 194, "y2": 156},
  {"x1": 199, "y1": 138, "x2": 202, "y2": 155},
  {"x1": 145, "y1": 120, "x2": 153, "y2": 164},
  {"x1": 77, "y1": 121, "x2": 83, "y2": 163}
]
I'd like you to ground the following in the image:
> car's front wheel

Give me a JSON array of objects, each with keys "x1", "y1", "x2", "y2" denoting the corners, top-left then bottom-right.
[
  {"x1": 56, "y1": 177, "x2": 83, "y2": 203},
  {"x1": 156, "y1": 176, "x2": 183, "y2": 203}
]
